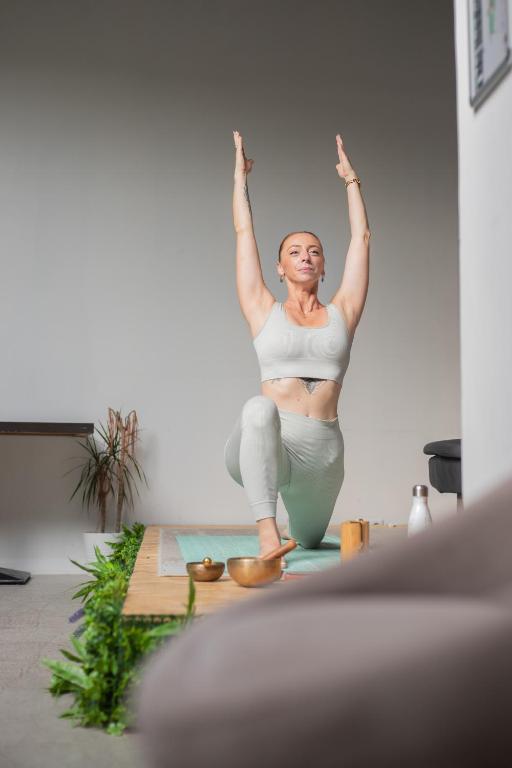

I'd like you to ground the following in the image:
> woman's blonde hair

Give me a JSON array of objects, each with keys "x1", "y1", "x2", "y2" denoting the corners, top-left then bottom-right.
[{"x1": 278, "y1": 231, "x2": 322, "y2": 263}]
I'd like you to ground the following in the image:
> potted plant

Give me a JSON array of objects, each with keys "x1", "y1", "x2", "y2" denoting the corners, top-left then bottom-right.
[{"x1": 66, "y1": 408, "x2": 148, "y2": 560}]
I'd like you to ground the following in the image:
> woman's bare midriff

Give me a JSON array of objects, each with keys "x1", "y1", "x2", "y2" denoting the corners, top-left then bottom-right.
[{"x1": 260, "y1": 377, "x2": 341, "y2": 420}]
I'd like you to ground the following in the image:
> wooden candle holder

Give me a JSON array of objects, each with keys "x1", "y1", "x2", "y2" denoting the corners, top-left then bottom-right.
[{"x1": 340, "y1": 519, "x2": 370, "y2": 561}]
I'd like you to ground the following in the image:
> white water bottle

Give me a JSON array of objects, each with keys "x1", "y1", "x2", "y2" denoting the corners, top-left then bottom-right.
[{"x1": 407, "y1": 484, "x2": 433, "y2": 535}]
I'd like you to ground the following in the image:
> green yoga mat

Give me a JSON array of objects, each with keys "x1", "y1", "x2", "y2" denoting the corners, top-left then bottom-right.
[{"x1": 175, "y1": 534, "x2": 341, "y2": 574}]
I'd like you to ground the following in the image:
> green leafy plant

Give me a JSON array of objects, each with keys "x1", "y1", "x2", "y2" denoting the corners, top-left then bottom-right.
[
  {"x1": 41, "y1": 522, "x2": 197, "y2": 734},
  {"x1": 65, "y1": 408, "x2": 148, "y2": 533}
]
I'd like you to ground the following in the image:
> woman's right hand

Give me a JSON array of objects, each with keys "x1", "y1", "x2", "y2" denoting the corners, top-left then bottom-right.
[{"x1": 233, "y1": 130, "x2": 254, "y2": 176}]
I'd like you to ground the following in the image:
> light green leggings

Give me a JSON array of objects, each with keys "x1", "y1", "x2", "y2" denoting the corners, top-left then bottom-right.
[{"x1": 224, "y1": 395, "x2": 345, "y2": 549}]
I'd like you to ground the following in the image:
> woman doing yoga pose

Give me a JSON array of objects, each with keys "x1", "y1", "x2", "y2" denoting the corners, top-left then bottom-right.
[{"x1": 224, "y1": 131, "x2": 370, "y2": 566}]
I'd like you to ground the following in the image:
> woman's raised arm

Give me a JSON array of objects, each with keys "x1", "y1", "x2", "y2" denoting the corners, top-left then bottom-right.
[
  {"x1": 330, "y1": 134, "x2": 371, "y2": 334},
  {"x1": 232, "y1": 131, "x2": 272, "y2": 317}
]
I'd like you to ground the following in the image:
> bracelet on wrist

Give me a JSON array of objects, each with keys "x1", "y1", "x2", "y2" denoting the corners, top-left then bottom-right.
[{"x1": 345, "y1": 175, "x2": 361, "y2": 189}]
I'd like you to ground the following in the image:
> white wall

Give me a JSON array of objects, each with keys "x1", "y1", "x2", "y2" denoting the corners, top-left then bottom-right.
[
  {"x1": 453, "y1": 0, "x2": 512, "y2": 504},
  {"x1": 0, "y1": 0, "x2": 460, "y2": 573}
]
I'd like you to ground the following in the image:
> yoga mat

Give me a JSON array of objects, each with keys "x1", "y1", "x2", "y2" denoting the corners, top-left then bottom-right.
[
  {"x1": 175, "y1": 533, "x2": 341, "y2": 575},
  {"x1": 159, "y1": 528, "x2": 245, "y2": 577}
]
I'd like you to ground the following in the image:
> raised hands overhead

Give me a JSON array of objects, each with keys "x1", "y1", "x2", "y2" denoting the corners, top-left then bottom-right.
[
  {"x1": 233, "y1": 130, "x2": 254, "y2": 176},
  {"x1": 335, "y1": 134, "x2": 356, "y2": 181}
]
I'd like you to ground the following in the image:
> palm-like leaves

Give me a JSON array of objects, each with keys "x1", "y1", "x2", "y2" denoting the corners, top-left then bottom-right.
[{"x1": 64, "y1": 408, "x2": 148, "y2": 533}]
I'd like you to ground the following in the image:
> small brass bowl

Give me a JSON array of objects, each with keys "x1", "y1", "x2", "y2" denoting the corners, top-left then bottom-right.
[
  {"x1": 227, "y1": 556, "x2": 282, "y2": 587},
  {"x1": 186, "y1": 557, "x2": 225, "y2": 582}
]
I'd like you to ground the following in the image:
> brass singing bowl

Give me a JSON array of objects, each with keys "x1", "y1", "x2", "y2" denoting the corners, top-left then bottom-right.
[
  {"x1": 227, "y1": 556, "x2": 282, "y2": 587},
  {"x1": 186, "y1": 557, "x2": 225, "y2": 581}
]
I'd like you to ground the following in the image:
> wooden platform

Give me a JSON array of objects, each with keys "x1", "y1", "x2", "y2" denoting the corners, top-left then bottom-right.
[{"x1": 122, "y1": 523, "x2": 407, "y2": 618}]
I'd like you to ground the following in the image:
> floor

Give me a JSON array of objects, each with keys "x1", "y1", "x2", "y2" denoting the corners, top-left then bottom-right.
[
  {"x1": 0, "y1": 575, "x2": 145, "y2": 768},
  {"x1": 1, "y1": 525, "x2": 407, "y2": 766}
]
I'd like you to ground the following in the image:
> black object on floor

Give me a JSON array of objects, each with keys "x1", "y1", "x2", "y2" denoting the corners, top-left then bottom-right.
[{"x1": 0, "y1": 566, "x2": 31, "y2": 585}]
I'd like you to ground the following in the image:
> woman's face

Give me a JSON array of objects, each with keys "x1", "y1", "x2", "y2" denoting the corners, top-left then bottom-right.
[{"x1": 279, "y1": 233, "x2": 324, "y2": 283}]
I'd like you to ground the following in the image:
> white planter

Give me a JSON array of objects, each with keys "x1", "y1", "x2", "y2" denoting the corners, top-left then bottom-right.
[{"x1": 83, "y1": 532, "x2": 122, "y2": 562}]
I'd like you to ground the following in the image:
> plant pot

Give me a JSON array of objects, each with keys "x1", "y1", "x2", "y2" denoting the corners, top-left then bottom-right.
[{"x1": 83, "y1": 531, "x2": 122, "y2": 562}]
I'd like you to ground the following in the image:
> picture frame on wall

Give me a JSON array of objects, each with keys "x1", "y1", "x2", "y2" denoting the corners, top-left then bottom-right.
[{"x1": 468, "y1": 0, "x2": 511, "y2": 109}]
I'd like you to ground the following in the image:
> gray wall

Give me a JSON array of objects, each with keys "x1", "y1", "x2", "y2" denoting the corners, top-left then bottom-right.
[
  {"x1": 0, "y1": 0, "x2": 460, "y2": 573},
  {"x1": 454, "y1": 1, "x2": 512, "y2": 503}
]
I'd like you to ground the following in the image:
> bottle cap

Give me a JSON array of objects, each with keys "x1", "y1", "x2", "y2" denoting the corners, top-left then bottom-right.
[{"x1": 412, "y1": 484, "x2": 429, "y2": 497}]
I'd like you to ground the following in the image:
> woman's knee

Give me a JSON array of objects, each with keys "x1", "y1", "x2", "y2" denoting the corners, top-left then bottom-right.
[
  {"x1": 288, "y1": 515, "x2": 330, "y2": 549},
  {"x1": 241, "y1": 395, "x2": 279, "y2": 431},
  {"x1": 297, "y1": 533, "x2": 325, "y2": 550}
]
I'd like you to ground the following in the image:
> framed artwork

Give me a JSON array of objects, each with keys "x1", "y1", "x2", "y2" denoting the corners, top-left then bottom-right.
[{"x1": 468, "y1": 0, "x2": 511, "y2": 109}]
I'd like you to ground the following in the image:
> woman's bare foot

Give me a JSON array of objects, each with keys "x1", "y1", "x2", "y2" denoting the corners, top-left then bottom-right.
[{"x1": 257, "y1": 517, "x2": 288, "y2": 568}]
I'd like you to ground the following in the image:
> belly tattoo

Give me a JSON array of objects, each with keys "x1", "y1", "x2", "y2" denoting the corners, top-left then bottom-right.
[
  {"x1": 299, "y1": 377, "x2": 327, "y2": 394},
  {"x1": 269, "y1": 377, "x2": 328, "y2": 395}
]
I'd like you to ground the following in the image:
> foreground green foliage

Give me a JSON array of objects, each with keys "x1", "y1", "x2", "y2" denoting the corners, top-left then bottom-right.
[{"x1": 41, "y1": 522, "x2": 197, "y2": 735}]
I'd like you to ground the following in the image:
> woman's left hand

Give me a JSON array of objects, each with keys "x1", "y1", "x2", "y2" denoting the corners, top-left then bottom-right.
[{"x1": 335, "y1": 134, "x2": 356, "y2": 180}]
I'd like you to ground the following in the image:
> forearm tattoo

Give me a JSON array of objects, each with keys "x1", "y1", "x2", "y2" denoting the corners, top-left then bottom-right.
[{"x1": 243, "y1": 179, "x2": 253, "y2": 218}]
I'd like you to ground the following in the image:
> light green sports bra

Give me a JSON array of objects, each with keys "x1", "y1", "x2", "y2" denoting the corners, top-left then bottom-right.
[{"x1": 252, "y1": 301, "x2": 353, "y2": 385}]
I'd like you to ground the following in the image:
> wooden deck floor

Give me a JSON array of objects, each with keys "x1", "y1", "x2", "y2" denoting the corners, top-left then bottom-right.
[{"x1": 122, "y1": 523, "x2": 407, "y2": 618}]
